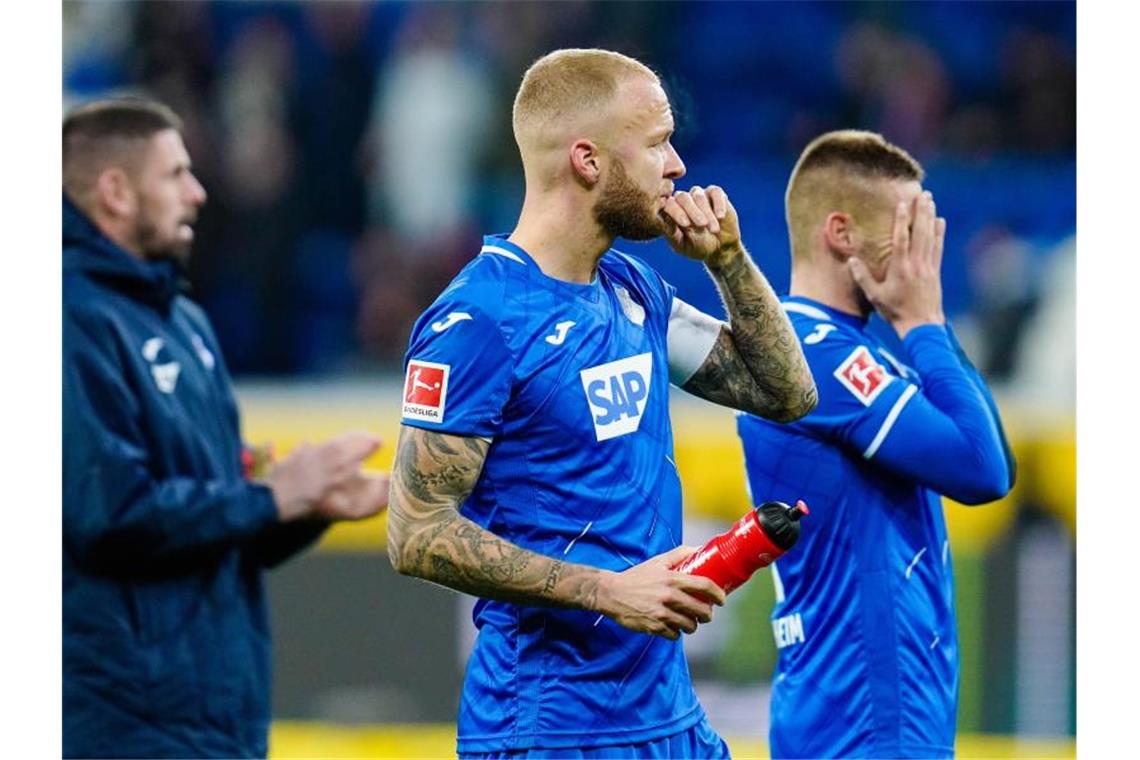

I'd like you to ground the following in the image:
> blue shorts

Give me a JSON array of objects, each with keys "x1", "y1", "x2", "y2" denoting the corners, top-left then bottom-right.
[{"x1": 458, "y1": 715, "x2": 731, "y2": 759}]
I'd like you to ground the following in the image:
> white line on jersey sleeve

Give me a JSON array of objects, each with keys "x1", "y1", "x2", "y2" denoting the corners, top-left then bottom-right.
[
  {"x1": 771, "y1": 561, "x2": 787, "y2": 603},
  {"x1": 667, "y1": 297, "x2": 722, "y2": 386},
  {"x1": 862, "y1": 383, "x2": 918, "y2": 459},
  {"x1": 479, "y1": 245, "x2": 527, "y2": 264}
]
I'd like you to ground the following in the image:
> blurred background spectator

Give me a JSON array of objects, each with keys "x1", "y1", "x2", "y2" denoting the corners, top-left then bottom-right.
[
  {"x1": 63, "y1": 1, "x2": 1076, "y2": 750},
  {"x1": 63, "y1": 0, "x2": 1075, "y2": 381}
]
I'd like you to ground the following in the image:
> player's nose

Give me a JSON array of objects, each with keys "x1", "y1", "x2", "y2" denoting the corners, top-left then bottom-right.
[
  {"x1": 664, "y1": 143, "x2": 685, "y2": 180},
  {"x1": 186, "y1": 172, "x2": 207, "y2": 207}
]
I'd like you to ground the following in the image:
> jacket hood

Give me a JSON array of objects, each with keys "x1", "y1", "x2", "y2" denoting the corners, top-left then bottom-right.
[{"x1": 63, "y1": 194, "x2": 185, "y2": 311}]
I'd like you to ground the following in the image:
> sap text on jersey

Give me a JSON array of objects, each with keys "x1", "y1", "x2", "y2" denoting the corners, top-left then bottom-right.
[{"x1": 579, "y1": 353, "x2": 653, "y2": 442}]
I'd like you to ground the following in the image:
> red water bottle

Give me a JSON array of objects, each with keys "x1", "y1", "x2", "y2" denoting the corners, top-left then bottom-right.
[{"x1": 675, "y1": 500, "x2": 809, "y2": 597}]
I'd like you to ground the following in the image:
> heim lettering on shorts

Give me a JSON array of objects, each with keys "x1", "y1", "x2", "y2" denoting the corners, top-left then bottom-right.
[
  {"x1": 579, "y1": 353, "x2": 653, "y2": 441},
  {"x1": 403, "y1": 360, "x2": 450, "y2": 423},
  {"x1": 833, "y1": 346, "x2": 893, "y2": 406}
]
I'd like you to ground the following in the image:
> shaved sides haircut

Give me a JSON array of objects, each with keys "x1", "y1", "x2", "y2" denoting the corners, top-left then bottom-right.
[
  {"x1": 785, "y1": 130, "x2": 924, "y2": 260},
  {"x1": 62, "y1": 98, "x2": 183, "y2": 205},
  {"x1": 512, "y1": 48, "x2": 658, "y2": 149}
]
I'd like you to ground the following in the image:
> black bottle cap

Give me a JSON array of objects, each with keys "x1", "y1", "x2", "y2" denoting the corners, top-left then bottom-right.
[{"x1": 755, "y1": 500, "x2": 809, "y2": 551}]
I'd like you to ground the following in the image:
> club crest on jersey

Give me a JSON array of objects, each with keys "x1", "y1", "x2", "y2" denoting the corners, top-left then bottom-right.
[
  {"x1": 834, "y1": 346, "x2": 893, "y2": 405},
  {"x1": 579, "y1": 352, "x2": 652, "y2": 441},
  {"x1": 402, "y1": 360, "x2": 450, "y2": 423},
  {"x1": 615, "y1": 286, "x2": 646, "y2": 327}
]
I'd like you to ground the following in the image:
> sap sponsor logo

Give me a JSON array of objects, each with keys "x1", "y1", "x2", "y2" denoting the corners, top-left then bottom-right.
[
  {"x1": 834, "y1": 345, "x2": 893, "y2": 406},
  {"x1": 772, "y1": 612, "x2": 806, "y2": 649},
  {"x1": 579, "y1": 352, "x2": 653, "y2": 441},
  {"x1": 402, "y1": 360, "x2": 450, "y2": 423}
]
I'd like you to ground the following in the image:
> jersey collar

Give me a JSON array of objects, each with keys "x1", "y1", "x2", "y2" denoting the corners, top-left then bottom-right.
[
  {"x1": 480, "y1": 234, "x2": 532, "y2": 267},
  {"x1": 782, "y1": 295, "x2": 869, "y2": 330},
  {"x1": 481, "y1": 233, "x2": 604, "y2": 302}
]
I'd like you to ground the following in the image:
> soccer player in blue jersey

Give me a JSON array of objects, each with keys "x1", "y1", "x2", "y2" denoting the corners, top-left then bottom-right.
[
  {"x1": 386, "y1": 49, "x2": 818, "y2": 757},
  {"x1": 736, "y1": 131, "x2": 1016, "y2": 759}
]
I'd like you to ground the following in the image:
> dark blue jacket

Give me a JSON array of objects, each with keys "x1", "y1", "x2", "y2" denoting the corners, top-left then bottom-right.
[{"x1": 62, "y1": 197, "x2": 325, "y2": 758}]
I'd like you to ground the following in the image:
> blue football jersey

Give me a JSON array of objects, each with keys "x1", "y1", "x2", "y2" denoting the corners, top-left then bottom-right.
[
  {"x1": 738, "y1": 297, "x2": 960, "y2": 760},
  {"x1": 401, "y1": 235, "x2": 707, "y2": 753}
]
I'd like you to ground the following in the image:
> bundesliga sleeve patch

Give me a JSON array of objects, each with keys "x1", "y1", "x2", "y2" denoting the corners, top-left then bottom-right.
[
  {"x1": 833, "y1": 346, "x2": 893, "y2": 406},
  {"x1": 402, "y1": 360, "x2": 450, "y2": 423}
]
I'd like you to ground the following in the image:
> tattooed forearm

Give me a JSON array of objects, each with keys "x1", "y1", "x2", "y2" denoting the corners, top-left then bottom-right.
[
  {"x1": 684, "y1": 247, "x2": 817, "y2": 421},
  {"x1": 543, "y1": 561, "x2": 564, "y2": 595},
  {"x1": 387, "y1": 425, "x2": 605, "y2": 611}
]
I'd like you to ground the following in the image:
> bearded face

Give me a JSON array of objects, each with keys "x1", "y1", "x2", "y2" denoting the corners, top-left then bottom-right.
[
  {"x1": 593, "y1": 157, "x2": 669, "y2": 242},
  {"x1": 134, "y1": 191, "x2": 198, "y2": 263},
  {"x1": 127, "y1": 130, "x2": 206, "y2": 263}
]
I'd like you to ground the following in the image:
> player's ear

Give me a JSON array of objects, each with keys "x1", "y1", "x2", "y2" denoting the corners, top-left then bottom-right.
[
  {"x1": 95, "y1": 167, "x2": 138, "y2": 219},
  {"x1": 823, "y1": 211, "x2": 860, "y2": 260},
  {"x1": 569, "y1": 139, "x2": 602, "y2": 187}
]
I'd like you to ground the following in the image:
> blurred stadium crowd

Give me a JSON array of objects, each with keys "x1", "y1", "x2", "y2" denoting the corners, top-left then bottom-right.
[{"x1": 64, "y1": 0, "x2": 1074, "y2": 396}]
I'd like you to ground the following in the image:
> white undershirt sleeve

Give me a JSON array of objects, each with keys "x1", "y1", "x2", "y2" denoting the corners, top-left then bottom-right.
[{"x1": 667, "y1": 297, "x2": 723, "y2": 386}]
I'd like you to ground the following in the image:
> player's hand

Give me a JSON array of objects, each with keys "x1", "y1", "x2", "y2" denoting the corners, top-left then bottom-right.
[
  {"x1": 315, "y1": 470, "x2": 390, "y2": 521},
  {"x1": 849, "y1": 190, "x2": 947, "y2": 338},
  {"x1": 267, "y1": 431, "x2": 382, "y2": 522},
  {"x1": 661, "y1": 185, "x2": 743, "y2": 270},
  {"x1": 595, "y1": 545, "x2": 727, "y2": 640}
]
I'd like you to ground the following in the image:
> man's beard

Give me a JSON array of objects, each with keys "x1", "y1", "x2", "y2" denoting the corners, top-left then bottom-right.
[
  {"x1": 135, "y1": 210, "x2": 193, "y2": 264},
  {"x1": 593, "y1": 158, "x2": 667, "y2": 242}
]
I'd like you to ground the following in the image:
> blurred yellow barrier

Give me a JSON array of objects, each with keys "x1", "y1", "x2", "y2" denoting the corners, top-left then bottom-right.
[
  {"x1": 269, "y1": 722, "x2": 1075, "y2": 759},
  {"x1": 238, "y1": 384, "x2": 1074, "y2": 554}
]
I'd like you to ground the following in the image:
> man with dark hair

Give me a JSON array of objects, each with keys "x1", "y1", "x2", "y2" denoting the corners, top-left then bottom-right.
[
  {"x1": 63, "y1": 97, "x2": 389, "y2": 758},
  {"x1": 387, "y1": 49, "x2": 816, "y2": 758},
  {"x1": 736, "y1": 130, "x2": 1016, "y2": 759}
]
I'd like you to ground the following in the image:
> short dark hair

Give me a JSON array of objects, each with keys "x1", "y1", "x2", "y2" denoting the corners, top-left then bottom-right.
[{"x1": 62, "y1": 98, "x2": 183, "y2": 200}]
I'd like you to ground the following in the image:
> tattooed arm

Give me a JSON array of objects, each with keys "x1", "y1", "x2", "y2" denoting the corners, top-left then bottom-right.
[
  {"x1": 681, "y1": 248, "x2": 817, "y2": 422},
  {"x1": 386, "y1": 424, "x2": 727, "y2": 639},
  {"x1": 663, "y1": 186, "x2": 817, "y2": 422}
]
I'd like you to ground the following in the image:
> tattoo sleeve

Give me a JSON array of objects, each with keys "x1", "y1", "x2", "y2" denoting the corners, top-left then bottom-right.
[
  {"x1": 682, "y1": 247, "x2": 818, "y2": 422},
  {"x1": 387, "y1": 425, "x2": 605, "y2": 610}
]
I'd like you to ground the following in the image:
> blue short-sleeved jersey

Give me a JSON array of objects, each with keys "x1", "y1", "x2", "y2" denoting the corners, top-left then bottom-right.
[
  {"x1": 401, "y1": 236, "x2": 708, "y2": 753},
  {"x1": 738, "y1": 297, "x2": 969, "y2": 760}
]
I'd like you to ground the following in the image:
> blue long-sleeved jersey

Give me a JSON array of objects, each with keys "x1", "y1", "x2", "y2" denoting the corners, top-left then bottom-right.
[
  {"x1": 737, "y1": 296, "x2": 1014, "y2": 759},
  {"x1": 62, "y1": 196, "x2": 326, "y2": 758}
]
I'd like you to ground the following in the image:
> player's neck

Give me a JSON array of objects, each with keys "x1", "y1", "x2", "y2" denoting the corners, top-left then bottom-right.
[
  {"x1": 789, "y1": 265, "x2": 871, "y2": 320},
  {"x1": 509, "y1": 196, "x2": 611, "y2": 284}
]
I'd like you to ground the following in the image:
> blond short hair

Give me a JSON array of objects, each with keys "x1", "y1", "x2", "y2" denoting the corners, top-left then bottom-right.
[
  {"x1": 512, "y1": 48, "x2": 658, "y2": 146},
  {"x1": 785, "y1": 130, "x2": 924, "y2": 259}
]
